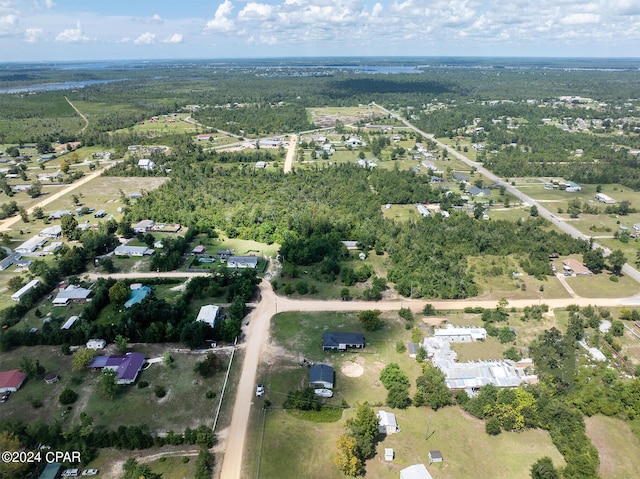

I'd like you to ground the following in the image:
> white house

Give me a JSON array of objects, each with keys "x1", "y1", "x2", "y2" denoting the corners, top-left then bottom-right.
[
  {"x1": 86, "y1": 339, "x2": 107, "y2": 350},
  {"x1": 595, "y1": 193, "x2": 616, "y2": 204},
  {"x1": 137, "y1": 159, "x2": 155, "y2": 171},
  {"x1": 114, "y1": 245, "x2": 152, "y2": 257},
  {"x1": 39, "y1": 225, "x2": 62, "y2": 238},
  {"x1": 434, "y1": 324, "x2": 487, "y2": 342},
  {"x1": 15, "y1": 236, "x2": 47, "y2": 254},
  {"x1": 196, "y1": 305, "x2": 220, "y2": 328},
  {"x1": 132, "y1": 219, "x2": 155, "y2": 233},
  {"x1": 61, "y1": 316, "x2": 79, "y2": 330},
  {"x1": 400, "y1": 464, "x2": 433, "y2": 479},
  {"x1": 11, "y1": 279, "x2": 40, "y2": 302},
  {"x1": 227, "y1": 256, "x2": 258, "y2": 269},
  {"x1": 377, "y1": 411, "x2": 400, "y2": 435}
]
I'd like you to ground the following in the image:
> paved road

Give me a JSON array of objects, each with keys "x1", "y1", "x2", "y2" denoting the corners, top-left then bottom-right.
[
  {"x1": 283, "y1": 134, "x2": 298, "y2": 173},
  {"x1": 371, "y1": 103, "x2": 640, "y2": 284}
]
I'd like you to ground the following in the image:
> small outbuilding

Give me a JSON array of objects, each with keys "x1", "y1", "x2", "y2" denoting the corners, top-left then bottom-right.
[
  {"x1": 309, "y1": 364, "x2": 335, "y2": 389},
  {"x1": 196, "y1": 305, "x2": 220, "y2": 328},
  {"x1": 44, "y1": 372, "x2": 59, "y2": 384},
  {"x1": 385, "y1": 448, "x2": 394, "y2": 461},
  {"x1": 377, "y1": 410, "x2": 400, "y2": 435},
  {"x1": 87, "y1": 339, "x2": 107, "y2": 350},
  {"x1": 429, "y1": 450, "x2": 443, "y2": 464}
]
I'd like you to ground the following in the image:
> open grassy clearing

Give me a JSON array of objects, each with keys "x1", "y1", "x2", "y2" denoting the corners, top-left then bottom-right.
[
  {"x1": 617, "y1": 325, "x2": 640, "y2": 368},
  {"x1": 147, "y1": 454, "x2": 199, "y2": 479},
  {"x1": 585, "y1": 415, "x2": 640, "y2": 479},
  {"x1": 565, "y1": 273, "x2": 639, "y2": 298},
  {"x1": 0, "y1": 344, "x2": 228, "y2": 433},
  {"x1": 467, "y1": 255, "x2": 571, "y2": 301},
  {"x1": 522, "y1": 182, "x2": 638, "y2": 204}
]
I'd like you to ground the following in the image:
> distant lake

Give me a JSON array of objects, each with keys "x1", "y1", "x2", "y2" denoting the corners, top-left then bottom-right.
[{"x1": 0, "y1": 78, "x2": 126, "y2": 94}]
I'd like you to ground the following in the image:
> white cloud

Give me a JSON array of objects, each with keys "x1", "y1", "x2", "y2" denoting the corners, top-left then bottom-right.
[
  {"x1": 163, "y1": 33, "x2": 183, "y2": 44},
  {"x1": 55, "y1": 21, "x2": 92, "y2": 43},
  {"x1": 560, "y1": 13, "x2": 600, "y2": 25},
  {"x1": 24, "y1": 27, "x2": 42, "y2": 43},
  {"x1": 0, "y1": 14, "x2": 17, "y2": 35},
  {"x1": 239, "y1": 3, "x2": 275, "y2": 21},
  {"x1": 118, "y1": 36, "x2": 131, "y2": 43},
  {"x1": 134, "y1": 32, "x2": 156, "y2": 45},
  {"x1": 205, "y1": 0, "x2": 235, "y2": 32},
  {"x1": 142, "y1": 14, "x2": 163, "y2": 24},
  {"x1": 44, "y1": 0, "x2": 55, "y2": 8}
]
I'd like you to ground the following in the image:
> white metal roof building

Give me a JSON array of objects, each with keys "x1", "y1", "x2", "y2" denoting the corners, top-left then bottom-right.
[
  {"x1": 400, "y1": 464, "x2": 433, "y2": 479},
  {"x1": 114, "y1": 245, "x2": 153, "y2": 257},
  {"x1": 595, "y1": 193, "x2": 616, "y2": 204},
  {"x1": 423, "y1": 337, "x2": 537, "y2": 392},
  {"x1": 377, "y1": 411, "x2": 400, "y2": 435},
  {"x1": 61, "y1": 316, "x2": 79, "y2": 330},
  {"x1": 11, "y1": 279, "x2": 40, "y2": 302},
  {"x1": 196, "y1": 305, "x2": 220, "y2": 328},
  {"x1": 15, "y1": 236, "x2": 47, "y2": 254},
  {"x1": 433, "y1": 324, "x2": 487, "y2": 342}
]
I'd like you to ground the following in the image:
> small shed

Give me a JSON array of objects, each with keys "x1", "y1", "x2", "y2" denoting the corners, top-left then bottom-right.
[
  {"x1": 429, "y1": 450, "x2": 443, "y2": 463},
  {"x1": 377, "y1": 410, "x2": 400, "y2": 435},
  {"x1": 87, "y1": 339, "x2": 107, "y2": 350},
  {"x1": 44, "y1": 372, "x2": 59, "y2": 384},
  {"x1": 385, "y1": 448, "x2": 394, "y2": 461}
]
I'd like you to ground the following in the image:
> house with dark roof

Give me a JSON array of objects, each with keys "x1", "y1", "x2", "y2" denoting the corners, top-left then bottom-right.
[
  {"x1": 322, "y1": 332, "x2": 365, "y2": 351},
  {"x1": 0, "y1": 369, "x2": 27, "y2": 392},
  {"x1": 309, "y1": 364, "x2": 334, "y2": 389},
  {"x1": 467, "y1": 186, "x2": 491, "y2": 197},
  {"x1": 453, "y1": 173, "x2": 469, "y2": 183},
  {"x1": 88, "y1": 352, "x2": 146, "y2": 385}
]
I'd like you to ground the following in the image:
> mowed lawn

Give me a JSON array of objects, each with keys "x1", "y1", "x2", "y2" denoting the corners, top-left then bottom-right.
[
  {"x1": 585, "y1": 415, "x2": 640, "y2": 479},
  {"x1": 253, "y1": 406, "x2": 564, "y2": 479}
]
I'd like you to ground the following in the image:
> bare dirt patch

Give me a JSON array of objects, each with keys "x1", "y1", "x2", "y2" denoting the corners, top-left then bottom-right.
[
  {"x1": 422, "y1": 315, "x2": 449, "y2": 326},
  {"x1": 341, "y1": 359, "x2": 364, "y2": 378}
]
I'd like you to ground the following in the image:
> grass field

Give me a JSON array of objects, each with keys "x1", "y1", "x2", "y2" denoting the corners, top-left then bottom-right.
[
  {"x1": 585, "y1": 415, "x2": 640, "y2": 479},
  {"x1": 250, "y1": 403, "x2": 564, "y2": 479},
  {"x1": 0, "y1": 344, "x2": 228, "y2": 433},
  {"x1": 247, "y1": 308, "x2": 571, "y2": 479},
  {"x1": 565, "y1": 273, "x2": 640, "y2": 298}
]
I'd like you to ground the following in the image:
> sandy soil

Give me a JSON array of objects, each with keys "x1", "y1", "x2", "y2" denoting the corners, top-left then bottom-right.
[
  {"x1": 341, "y1": 360, "x2": 364, "y2": 378},
  {"x1": 283, "y1": 134, "x2": 297, "y2": 173}
]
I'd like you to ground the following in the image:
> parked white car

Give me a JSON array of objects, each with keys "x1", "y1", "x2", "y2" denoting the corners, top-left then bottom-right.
[{"x1": 256, "y1": 384, "x2": 265, "y2": 397}]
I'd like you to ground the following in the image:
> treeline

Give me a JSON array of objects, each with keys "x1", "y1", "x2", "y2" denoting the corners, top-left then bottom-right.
[
  {"x1": 386, "y1": 215, "x2": 588, "y2": 299},
  {"x1": 192, "y1": 103, "x2": 314, "y2": 137}
]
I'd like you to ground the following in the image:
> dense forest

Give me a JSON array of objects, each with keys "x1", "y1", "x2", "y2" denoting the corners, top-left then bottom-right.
[{"x1": 121, "y1": 157, "x2": 588, "y2": 298}]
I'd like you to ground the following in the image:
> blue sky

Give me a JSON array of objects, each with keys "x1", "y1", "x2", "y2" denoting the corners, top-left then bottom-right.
[{"x1": 1, "y1": 0, "x2": 640, "y2": 61}]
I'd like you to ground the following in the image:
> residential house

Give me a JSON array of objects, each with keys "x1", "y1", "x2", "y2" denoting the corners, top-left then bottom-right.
[
  {"x1": 114, "y1": 245, "x2": 152, "y2": 257},
  {"x1": 416, "y1": 204, "x2": 431, "y2": 217},
  {"x1": 227, "y1": 256, "x2": 258, "y2": 269},
  {"x1": 467, "y1": 186, "x2": 491, "y2": 197},
  {"x1": 434, "y1": 325, "x2": 487, "y2": 342},
  {"x1": 322, "y1": 332, "x2": 365, "y2": 351},
  {"x1": 15, "y1": 236, "x2": 47, "y2": 254},
  {"x1": 400, "y1": 464, "x2": 433, "y2": 479},
  {"x1": 132, "y1": 219, "x2": 155, "y2": 233},
  {"x1": 453, "y1": 173, "x2": 469, "y2": 183},
  {"x1": 94, "y1": 209, "x2": 107, "y2": 218},
  {"x1": 0, "y1": 369, "x2": 27, "y2": 392},
  {"x1": 49, "y1": 210, "x2": 73, "y2": 220},
  {"x1": 196, "y1": 305, "x2": 220, "y2": 328},
  {"x1": 309, "y1": 364, "x2": 334, "y2": 389},
  {"x1": 595, "y1": 193, "x2": 616, "y2": 204},
  {"x1": 138, "y1": 159, "x2": 155, "y2": 171},
  {"x1": 562, "y1": 258, "x2": 592, "y2": 276},
  {"x1": 0, "y1": 252, "x2": 21, "y2": 271},
  {"x1": 52, "y1": 285, "x2": 93, "y2": 306},
  {"x1": 11, "y1": 279, "x2": 39, "y2": 302},
  {"x1": 87, "y1": 352, "x2": 146, "y2": 385},
  {"x1": 377, "y1": 410, "x2": 400, "y2": 434},
  {"x1": 39, "y1": 225, "x2": 62, "y2": 238}
]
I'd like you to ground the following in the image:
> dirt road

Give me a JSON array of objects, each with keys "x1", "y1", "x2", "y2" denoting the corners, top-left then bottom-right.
[
  {"x1": 218, "y1": 280, "x2": 278, "y2": 479},
  {"x1": 283, "y1": 134, "x2": 297, "y2": 173},
  {"x1": 65, "y1": 96, "x2": 89, "y2": 134},
  {"x1": 0, "y1": 163, "x2": 115, "y2": 233}
]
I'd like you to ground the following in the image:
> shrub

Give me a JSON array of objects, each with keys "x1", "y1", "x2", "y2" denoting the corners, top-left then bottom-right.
[
  {"x1": 206, "y1": 390, "x2": 216, "y2": 399},
  {"x1": 395, "y1": 341, "x2": 406, "y2": 354},
  {"x1": 59, "y1": 388, "x2": 78, "y2": 405},
  {"x1": 154, "y1": 385, "x2": 167, "y2": 398},
  {"x1": 486, "y1": 417, "x2": 501, "y2": 435},
  {"x1": 610, "y1": 275, "x2": 619, "y2": 282},
  {"x1": 138, "y1": 380, "x2": 149, "y2": 389}
]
